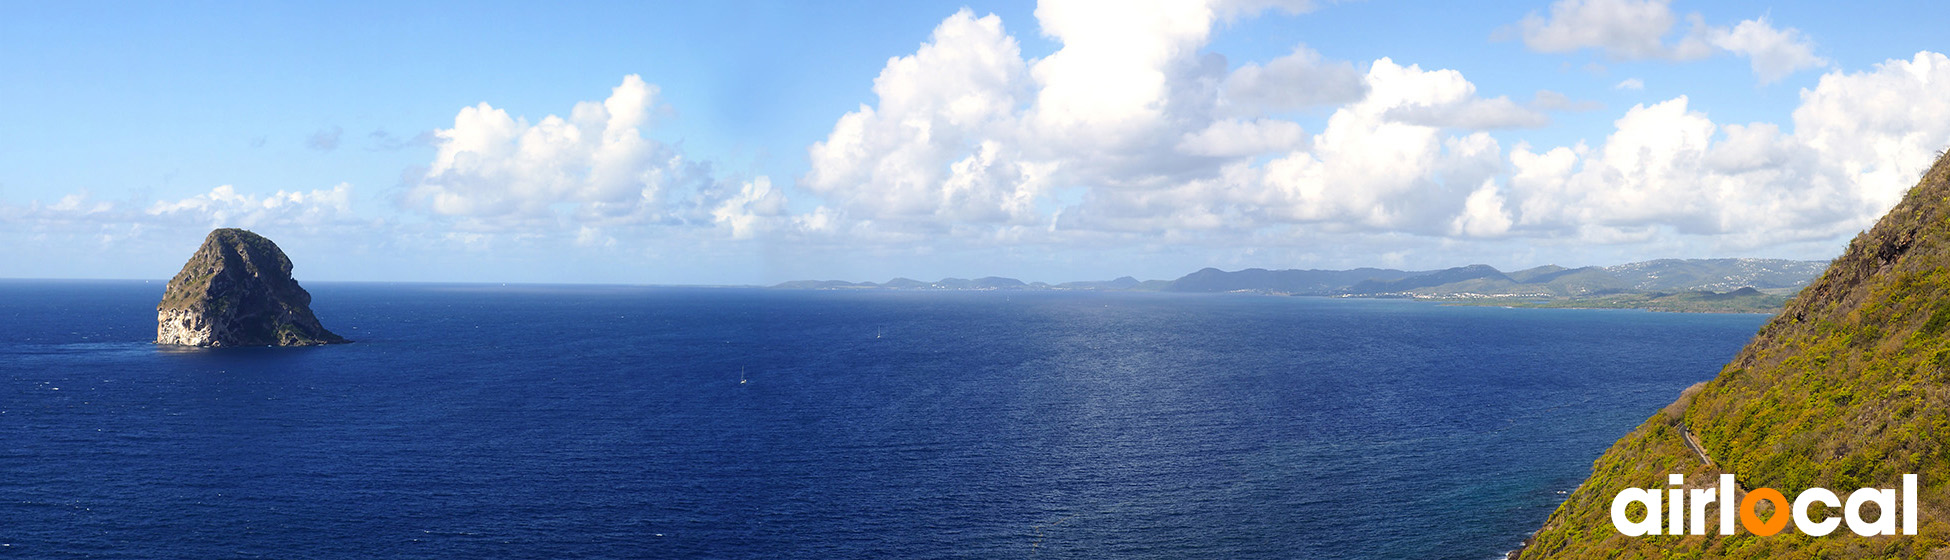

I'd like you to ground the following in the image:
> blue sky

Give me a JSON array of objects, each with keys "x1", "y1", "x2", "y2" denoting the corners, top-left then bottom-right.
[{"x1": 3, "y1": 0, "x2": 1948, "y2": 284}]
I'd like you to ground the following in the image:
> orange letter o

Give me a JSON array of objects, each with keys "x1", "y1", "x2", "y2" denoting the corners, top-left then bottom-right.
[{"x1": 1741, "y1": 488, "x2": 1790, "y2": 536}]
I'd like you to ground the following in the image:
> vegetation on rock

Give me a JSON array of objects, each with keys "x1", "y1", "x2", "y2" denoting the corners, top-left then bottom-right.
[
  {"x1": 1515, "y1": 152, "x2": 1950, "y2": 559},
  {"x1": 156, "y1": 228, "x2": 347, "y2": 347}
]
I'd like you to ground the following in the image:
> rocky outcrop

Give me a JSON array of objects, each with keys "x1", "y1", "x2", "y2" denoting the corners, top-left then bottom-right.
[{"x1": 156, "y1": 228, "x2": 347, "y2": 347}]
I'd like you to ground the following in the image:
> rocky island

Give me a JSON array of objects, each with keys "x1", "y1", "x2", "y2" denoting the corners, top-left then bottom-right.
[{"x1": 156, "y1": 228, "x2": 347, "y2": 347}]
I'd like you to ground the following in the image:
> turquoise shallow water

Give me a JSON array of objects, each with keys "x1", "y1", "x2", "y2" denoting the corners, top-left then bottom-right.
[{"x1": 0, "y1": 281, "x2": 1768, "y2": 559}]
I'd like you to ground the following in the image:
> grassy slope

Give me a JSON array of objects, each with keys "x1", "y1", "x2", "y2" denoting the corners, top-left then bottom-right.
[{"x1": 1518, "y1": 152, "x2": 1950, "y2": 560}]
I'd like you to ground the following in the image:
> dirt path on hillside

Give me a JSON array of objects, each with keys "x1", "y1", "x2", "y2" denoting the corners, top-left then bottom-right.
[
  {"x1": 1682, "y1": 425, "x2": 1716, "y2": 468},
  {"x1": 1682, "y1": 424, "x2": 1751, "y2": 497}
]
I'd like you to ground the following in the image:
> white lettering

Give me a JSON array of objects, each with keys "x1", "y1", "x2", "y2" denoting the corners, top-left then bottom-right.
[
  {"x1": 1845, "y1": 488, "x2": 1897, "y2": 536},
  {"x1": 1792, "y1": 487, "x2": 1840, "y2": 536},
  {"x1": 1611, "y1": 487, "x2": 1662, "y2": 537}
]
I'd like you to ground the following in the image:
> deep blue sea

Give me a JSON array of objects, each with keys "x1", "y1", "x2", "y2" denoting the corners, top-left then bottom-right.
[{"x1": 0, "y1": 280, "x2": 1769, "y2": 559}]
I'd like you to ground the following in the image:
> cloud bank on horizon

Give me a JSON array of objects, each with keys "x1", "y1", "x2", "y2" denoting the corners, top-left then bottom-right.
[{"x1": 5, "y1": 0, "x2": 1950, "y2": 284}]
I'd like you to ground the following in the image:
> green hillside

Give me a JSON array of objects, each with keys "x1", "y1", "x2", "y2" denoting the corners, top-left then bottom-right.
[{"x1": 1515, "y1": 152, "x2": 1950, "y2": 559}]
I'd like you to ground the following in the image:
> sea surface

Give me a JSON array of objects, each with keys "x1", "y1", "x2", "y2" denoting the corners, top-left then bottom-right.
[{"x1": 0, "y1": 280, "x2": 1770, "y2": 559}]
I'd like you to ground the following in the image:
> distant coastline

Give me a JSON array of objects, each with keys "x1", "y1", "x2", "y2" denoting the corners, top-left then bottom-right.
[{"x1": 769, "y1": 258, "x2": 1824, "y2": 313}]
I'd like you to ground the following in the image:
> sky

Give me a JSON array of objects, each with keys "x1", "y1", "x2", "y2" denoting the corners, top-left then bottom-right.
[{"x1": 3, "y1": 0, "x2": 1949, "y2": 285}]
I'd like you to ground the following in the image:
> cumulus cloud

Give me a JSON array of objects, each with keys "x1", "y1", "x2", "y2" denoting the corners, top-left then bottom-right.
[
  {"x1": 802, "y1": 9, "x2": 1035, "y2": 225},
  {"x1": 148, "y1": 183, "x2": 355, "y2": 228},
  {"x1": 1532, "y1": 90, "x2": 1604, "y2": 112},
  {"x1": 47, "y1": 191, "x2": 115, "y2": 215},
  {"x1": 574, "y1": 226, "x2": 614, "y2": 248},
  {"x1": 1709, "y1": 17, "x2": 1829, "y2": 85},
  {"x1": 1514, "y1": 0, "x2": 1709, "y2": 60},
  {"x1": 1213, "y1": 0, "x2": 1320, "y2": 20},
  {"x1": 802, "y1": 1, "x2": 1532, "y2": 238},
  {"x1": 1792, "y1": 52, "x2": 1950, "y2": 215},
  {"x1": 792, "y1": 0, "x2": 1950, "y2": 266},
  {"x1": 1615, "y1": 78, "x2": 1646, "y2": 90},
  {"x1": 405, "y1": 75, "x2": 719, "y2": 229},
  {"x1": 0, "y1": 182, "x2": 365, "y2": 261},
  {"x1": 1490, "y1": 51, "x2": 1950, "y2": 246},
  {"x1": 1219, "y1": 45, "x2": 1368, "y2": 115},
  {"x1": 1178, "y1": 119, "x2": 1309, "y2": 157},
  {"x1": 1384, "y1": 96, "x2": 1549, "y2": 129},
  {"x1": 1451, "y1": 180, "x2": 1516, "y2": 237},
  {"x1": 1022, "y1": 0, "x2": 1225, "y2": 175},
  {"x1": 711, "y1": 177, "x2": 790, "y2": 240},
  {"x1": 1247, "y1": 58, "x2": 1509, "y2": 230},
  {"x1": 1512, "y1": 0, "x2": 1825, "y2": 84}
]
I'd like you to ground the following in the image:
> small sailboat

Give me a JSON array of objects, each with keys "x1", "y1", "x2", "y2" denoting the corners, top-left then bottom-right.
[
  {"x1": 739, "y1": 366, "x2": 747, "y2": 385},
  {"x1": 876, "y1": 326, "x2": 883, "y2": 339}
]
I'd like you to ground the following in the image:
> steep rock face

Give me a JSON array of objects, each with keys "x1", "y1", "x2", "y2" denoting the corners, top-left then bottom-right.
[
  {"x1": 156, "y1": 228, "x2": 347, "y2": 347},
  {"x1": 1516, "y1": 152, "x2": 1950, "y2": 558}
]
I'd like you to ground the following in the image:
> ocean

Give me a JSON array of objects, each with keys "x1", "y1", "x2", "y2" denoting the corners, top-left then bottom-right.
[{"x1": 0, "y1": 281, "x2": 1768, "y2": 559}]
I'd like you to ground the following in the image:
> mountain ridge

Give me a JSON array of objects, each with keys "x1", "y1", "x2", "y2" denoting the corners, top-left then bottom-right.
[{"x1": 769, "y1": 258, "x2": 1829, "y2": 305}]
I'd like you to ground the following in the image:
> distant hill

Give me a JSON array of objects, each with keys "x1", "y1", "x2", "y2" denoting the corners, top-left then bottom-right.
[
  {"x1": 1466, "y1": 286, "x2": 1787, "y2": 313},
  {"x1": 1514, "y1": 152, "x2": 1950, "y2": 558},
  {"x1": 1057, "y1": 276, "x2": 1142, "y2": 290},
  {"x1": 1603, "y1": 258, "x2": 1830, "y2": 291},
  {"x1": 1164, "y1": 267, "x2": 1424, "y2": 294},
  {"x1": 770, "y1": 276, "x2": 1040, "y2": 291},
  {"x1": 1347, "y1": 264, "x2": 1509, "y2": 294},
  {"x1": 1153, "y1": 259, "x2": 1825, "y2": 299},
  {"x1": 771, "y1": 275, "x2": 1166, "y2": 291},
  {"x1": 770, "y1": 279, "x2": 877, "y2": 290},
  {"x1": 766, "y1": 259, "x2": 1829, "y2": 307}
]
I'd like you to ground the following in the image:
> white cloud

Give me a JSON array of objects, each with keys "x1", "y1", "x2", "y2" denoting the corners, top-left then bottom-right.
[
  {"x1": 6, "y1": 184, "x2": 356, "y2": 231},
  {"x1": 1532, "y1": 90, "x2": 1604, "y2": 112},
  {"x1": 1515, "y1": 0, "x2": 1706, "y2": 60},
  {"x1": 1710, "y1": 17, "x2": 1829, "y2": 85},
  {"x1": 1362, "y1": 58, "x2": 1548, "y2": 130},
  {"x1": 1177, "y1": 119, "x2": 1309, "y2": 157},
  {"x1": 405, "y1": 75, "x2": 716, "y2": 228},
  {"x1": 801, "y1": 9, "x2": 1035, "y2": 224},
  {"x1": 574, "y1": 226, "x2": 614, "y2": 248},
  {"x1": 1491, "y1": 52, "x2": 1950, "y2": 247},
  {"x1": 0, "y1": 182, "x2": 370, "y2": 278},
  {"x1": 1219, "y1": 45, "x2": 1368, "y2": 114},
  {"x1": 1026, "y1": 0, "x2": 1216, "y2": 148},
  {"x1": 787, "y1": 5, "x2": 1950, "y2": 270},
  {"x1": 1213, "y1": 0, "x2": 1320, "y2": 20},
  {"x1": 1385, "y1": 96, "x2": 1549, "y2": 130},
  {"x1": 148, "y1": 183, "x2": 355, "y2": 228},
  {"x1": 1232, "y1": 59, "x2": 1510, "y2": 232},
  {"x1": 1615, "y1": 78, "x2": 1645, "y2": 90},
  {"x1": 711, "y1": 177, "x2": 789, "y2": 240},
  {"x1": 802, "y1": 3, "x2": 1530, "y2": 238},
  {"x1": 48, "y1": 191, "x2": 114, "y2": 214},
  {"x1": 1513, "y1": 0, "x2": 1824, "y2": 84},
  {"x1": 1792, "y1": 51, "x2": 1950, "y2": 216},
  {"x1": 1451, "y1": 180, "x2": 1515, "y2": 237}
]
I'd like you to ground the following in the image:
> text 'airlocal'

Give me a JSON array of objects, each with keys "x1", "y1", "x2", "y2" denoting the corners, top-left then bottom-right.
[{"x1": 1612, "y1": 474, "x2": 1918, "y2": 537}]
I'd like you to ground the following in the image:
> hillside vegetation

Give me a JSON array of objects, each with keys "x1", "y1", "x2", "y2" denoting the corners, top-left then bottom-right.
[{"x1": 1515, "y1": 152, "x2": 1950, "y2": 559}]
